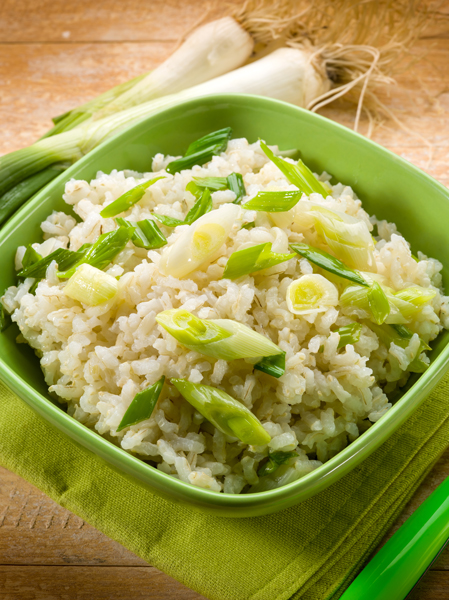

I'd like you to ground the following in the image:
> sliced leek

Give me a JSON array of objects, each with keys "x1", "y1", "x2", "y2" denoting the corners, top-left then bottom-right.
[
  {"x1": 159, "y1": 204, "x2": 239, "y2": 279},
  {"x1": 243, "y1": 191, "x2": 302, "y2": 212},
  {"x1": 63, "y1": 264, "x2": 118, "y2": 306},
  {"x1": 335, "y1": 322, "x2": 362, "y2": 348},
  {"x1": 367, "y1": 322, "x2": 430, "y2": 373},
  {"x1": 117, "y1": 376, "x2": 165, "y2": 432},
  {"x1": 166, "y1": 128, "x2": 232, "y2": 174},
  {"x1": 286, "y1": 274, "x2": 339, "y2": 315},
  {"x1": 171, "y1": 379, "x2": 271, "y2": 446},
  {"x1": 156, "y1": 309, "x2": 282, "y2": 361},
  {"x1": 115, "y1": 217, "x2": 167, "y2": 249}
]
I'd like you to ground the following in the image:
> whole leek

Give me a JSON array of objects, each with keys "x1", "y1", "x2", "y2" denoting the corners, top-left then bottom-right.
[
  {"x1": 0, "y1": 48, "x2": 330, "y2": 200},
  {"x1": 171, "y1": 379, "x2": 271, "y2": 446},
  {"x1": 156, "y1": 309, "x2": 282, "y2": 361}
]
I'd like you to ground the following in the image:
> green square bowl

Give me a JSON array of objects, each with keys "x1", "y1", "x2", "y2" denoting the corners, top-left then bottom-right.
[{"x1": 0, "y1": 94, "x2": 448, "y2": 518}]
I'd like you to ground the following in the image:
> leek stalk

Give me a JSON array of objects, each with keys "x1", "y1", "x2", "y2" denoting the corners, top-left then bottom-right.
[
  {"x1": 171, "y1": 379, "x2": 271, "y2": 446},
  {"x1": 0, "y1": 48, "x2": 330, "y2": 203}
]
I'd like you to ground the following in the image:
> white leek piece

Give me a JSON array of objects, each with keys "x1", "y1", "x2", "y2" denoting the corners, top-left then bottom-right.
[
  {"x1": 310, "y1": 206, "x2": 375, "y2": 271},
  {"x1": 156, "y1": 309, "x2": 281, "y2": 360},
  {"x1": 64, "y1": 264, "x2": 118, "y2": 306},
  {"x1": 96, "y1": 18, "x2": 254, "y2": 118},
  {"x1": 158, "y1": 204, "x2": 239, "y2": 279},
  {"x1": 286, "y1": 274, "x2": 339, "y2": 315}
]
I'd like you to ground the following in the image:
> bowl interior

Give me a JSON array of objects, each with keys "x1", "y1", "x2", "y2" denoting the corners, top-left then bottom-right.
[{"x1": 1, "y1": 94, "x2": 448, "y2": 516}]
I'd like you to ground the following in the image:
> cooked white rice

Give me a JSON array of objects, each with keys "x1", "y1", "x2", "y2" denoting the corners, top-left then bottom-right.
[{"x1": 3, "y1": 137, "x2": 448, "y2": 494}]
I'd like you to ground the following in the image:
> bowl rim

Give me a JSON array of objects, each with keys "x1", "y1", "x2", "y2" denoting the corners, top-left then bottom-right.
[{"x1": 1, "y1": 92, "x2": 448, "y2": 511}]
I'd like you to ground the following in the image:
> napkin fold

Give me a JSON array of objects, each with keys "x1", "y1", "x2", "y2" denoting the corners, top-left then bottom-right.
[{"x1": 1, "y1": 372, "x2": 448, "y2": 600}]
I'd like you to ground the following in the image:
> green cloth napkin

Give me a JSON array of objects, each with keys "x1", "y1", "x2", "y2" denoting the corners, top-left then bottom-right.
[{"x1": 1, "y1": 372, "x2": 448, "y2": 600}]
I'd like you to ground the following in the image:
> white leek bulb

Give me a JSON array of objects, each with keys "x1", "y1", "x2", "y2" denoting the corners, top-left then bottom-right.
[
  {"x1": 64, "y1": 264, "x2": 118, "y2": 306},
  {"x1": 96, "y1": 18, "x2": 254, "y2": 117},
  {"x1": 286, "y1": 274, "x2": 339, "y2": 315},
  {"x1": 159, "y1": 204, "x2": 240, "y2": 279}
]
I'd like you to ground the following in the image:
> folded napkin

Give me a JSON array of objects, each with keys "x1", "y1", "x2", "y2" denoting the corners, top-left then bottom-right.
[{"x1": 1, "y1": 372, "x2": 448, "y2": 600}]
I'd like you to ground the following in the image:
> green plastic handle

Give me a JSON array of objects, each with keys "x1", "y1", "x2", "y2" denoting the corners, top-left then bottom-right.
[{"x1": 340, "y1": 476, "x2": 449, "y2": 600}]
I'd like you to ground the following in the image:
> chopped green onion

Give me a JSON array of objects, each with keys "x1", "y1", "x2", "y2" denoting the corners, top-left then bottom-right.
[
  {"x1": 156, "y1": 309, "x2": 282, "y2": 361},
  {"x1": 223, "y1": 242, "x2": 295, "y2": 280},
  {"x1": 290, "y1": 242, "x2": 369, "y2": 287},
  {"x1": 166, "y1": 128, "x2": 232, "y2": 174},
  {"x1": 367, "y1": 322, "x2": 430, "y2": 373},
  {"x1": 190, "y1": 176, "x2": 227, "y2": 191},
  {"x1": 0, "y1": 165, "x2": 66, "y2": 226},
  {"x1": 241, "y1": 221, "x2": 255, "y2": 230},
  {"x1": 18, "y1": 247, "x2": 86, "y2": 280},
  {"x1": 171, "y1": 378, "x2": 271, "y2": 446},
  {"x1": 0, "y1": 304, "x2": 11, "y2": 332},
  {"x1": 153, "y1": 214, "x2": 185, "y2": 228},
  {"x1": 243, "y1": 191, "x2": 302, "y2": 212},
  {"x1": 286, "y1": 274, "x2": 339, "y2": 315},
  {"x1": 57, "y1": 226, "x2": 134, "y2": 279},
  {"x1": 115, "y1": 217, "x2": 167, "y2": 249},
  {"x1": 116, "y1": 376, "x2": 165, "y2": 432},
  {"x1": 184, "y1": 188, "x2": 213, "y2": 225},
  {"x1": 311, "y1": 207, "x2": 375, "y2": 271},
  {"x1": 260, "y1": 141, "x2": 328, "y2": 196},
  {"x1": 258, "y1": 450, "x2": 297, "y2": 477},
  {"x1": 367, "y1": 281, "x2": 390, "y2": 325},
  {"x1": 100, "y1": 176, "x2": 164, "y2": 218},
  {"x1": 21, "y1": 245, "x2": 42, "y2": 269},
  {"x1": 395, "y1": 286, "x2": 436, "y2": 307},
  {"x1": 63, "y1": 263, "x2": 118, "y2": 306},
  {"x1": 227, "y1": 172, "x2": 246, "y2": 204},
  {"x1": 254, "y1": 351, "x2": 286, "y2": 378},
  {"x1": 335, "y1": 322, "x2": 362, "y2": 349}
]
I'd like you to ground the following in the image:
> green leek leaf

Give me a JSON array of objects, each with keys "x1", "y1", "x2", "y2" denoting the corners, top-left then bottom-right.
[
  {"x1": 290, "y1": 243, "x2": 369, "y2": 287},
  {"x1": 171, "y1": 378, "x2": 271, "y2": 446},
  {"x1": 367, "y1": 281, "x2": 390, "y2": 325},
  {"x1": 254, "y1": 351, "x2": 286, "y2": 378},
  {"x1": 117, "y1": 376, "x2": 165, "y2": 432},
  {"x1": 184, "y1": 188, "x2": 213, "y2": 225},
  {"x1": 335, "y1": 322, "x2": 362, "y2": 349},
  {"x1": 223, "y1": 242, "x2": 295, "y2": 280},
  {"x1": 22, "y1": 245, "x2": 42, "y2": 269},
  {"x1": 153, "y1": 214, "x2": 185, "y2": 227},
  {"x1": 191, "y1": 176, "x2": 227, "y2": 192},
  {"x1": 260, "y1": 141, "x2": 328, "y2": 196},
  {"x1": 57, "y1": 226, "x2": 134, "y2": 279},
  {"x1": 244, "y1": 191, "x2": 302, "y2": 212},
  {"x1": 166, "y1": 128, "x2": 232, "y2": 174},
  {"x1": 18, "y1": 247, "x2": 87, "y2": 280},
  {"x1": 115, "y1": 217, "x2": 167, "y2": 249},
  {"x1": 227, "y1": 172, "x2": 246, "y2": 204},
  {"x1": 100, "y1": 176, "x2": 164, "y2": 218},
  {"x1": 258, "y1": 450, "x2": 297, "y2": 477},
  {"x1": 241, "y1": 221, "x2": 255, "y2": 230}
]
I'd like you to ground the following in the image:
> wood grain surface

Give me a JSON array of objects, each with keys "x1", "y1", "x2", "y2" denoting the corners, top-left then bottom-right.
[{"x1": 1, "y1": 1, "x2": 449, "y2": 599}]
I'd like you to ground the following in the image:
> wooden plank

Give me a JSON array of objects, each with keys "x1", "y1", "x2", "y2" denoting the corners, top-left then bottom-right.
[
  {"x1": 0, "y1": 566, "x2": 207, "y2": 599},
  {"x1": 0, "y1": 0, "x2": 218, "y2": 43},
  {"x1": 0, "y1": 42, "x2": 174, "y2": 153},
  {"x1": 408, "y1": 571, "x2": 449, "y2": 600}
]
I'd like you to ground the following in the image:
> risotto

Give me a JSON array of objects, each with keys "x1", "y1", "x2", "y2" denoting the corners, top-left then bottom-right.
[{"x1": 3, "y1": 130, "x2": 448, "y2": 494}]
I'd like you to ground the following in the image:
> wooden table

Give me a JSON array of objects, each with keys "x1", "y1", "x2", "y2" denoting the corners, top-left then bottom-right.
[{"x1": 0, "y1": 1, "x2": 449, "y2": 598}]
